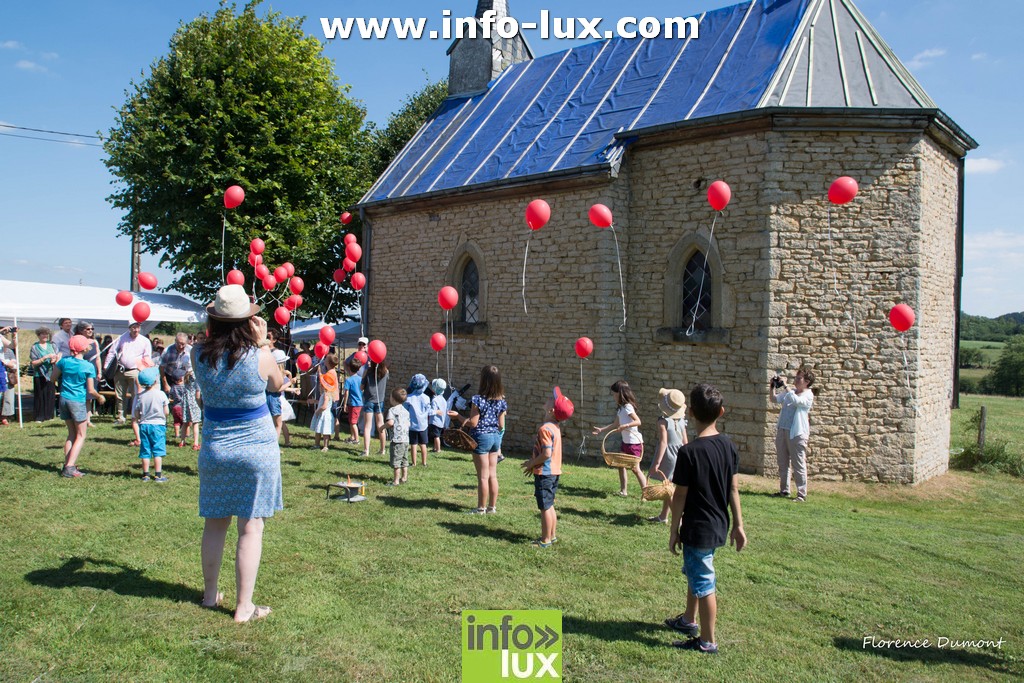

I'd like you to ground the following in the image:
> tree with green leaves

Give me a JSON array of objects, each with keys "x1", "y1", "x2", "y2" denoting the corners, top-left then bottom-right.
[
  {"x1": 104, "y1": 2, "x2": 372, "y2": 317},
  {"x1": 988, "y1": 336, "x2": 1024, "y2": 396},
  {"x1": 368, "y1": 78, "x2": 449, "y2": 180}
]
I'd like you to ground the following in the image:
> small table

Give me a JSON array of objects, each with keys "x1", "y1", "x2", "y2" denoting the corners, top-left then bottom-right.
[{"x1": 326, "y1": 480, "x2": 366, "y2": 502}]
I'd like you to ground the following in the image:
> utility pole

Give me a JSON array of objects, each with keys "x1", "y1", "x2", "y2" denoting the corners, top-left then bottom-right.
[{"x1": 130, "y1": 196, "x2": 141, "y2": 291}]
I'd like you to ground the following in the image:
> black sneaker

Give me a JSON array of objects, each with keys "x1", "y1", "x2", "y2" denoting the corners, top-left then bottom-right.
[
  {"x1": 664, "y1": 613, "x2": 699, "y2": 638},
  {"x1": 672, "y1": 636, "x2": 718, "y2": 654},
  {"x1": 771, "y1": 491, "x2": 789, "y2": 498}
]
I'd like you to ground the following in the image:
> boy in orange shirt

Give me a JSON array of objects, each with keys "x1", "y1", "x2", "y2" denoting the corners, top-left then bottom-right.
[{"x1": 521, "y1": 387, "x2": 574, "y2": 548}]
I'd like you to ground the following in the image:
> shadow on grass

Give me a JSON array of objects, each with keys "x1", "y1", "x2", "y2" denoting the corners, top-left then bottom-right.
[
  {"x1": 379, "y1": 496, "x2": 463, "y2": 512},
  {"x1": 0, "y1": 456, "x2": 57, "y2": 472},
  {"x1": 25, "y1": 557, "x2": 196, "y2": 603},
  {"x1": 559, "y1": 505, "x2": 644, "y2": 527},
  {"x1": 833, "y1": 637, "x2": 1018, "y2": 674},
  {"x1": 556, "y1": 484, "x2": 607, "y2": 499},
  {"x1": 162, "y1": 463, "x2": 197, "y2": 476},
  {"x1": 562, "y1": 616, "x2": 666, "y2": 647},
  {"x1": 439, "y1": 522, "x2": 534, "y2": 544}
]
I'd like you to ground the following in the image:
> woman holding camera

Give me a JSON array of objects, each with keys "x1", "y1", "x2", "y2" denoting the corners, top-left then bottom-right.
[{"x1": 771, "y1": 366, "x2": 816, "y2": 502}]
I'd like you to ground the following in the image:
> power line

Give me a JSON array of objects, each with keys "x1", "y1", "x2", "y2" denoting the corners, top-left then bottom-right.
[
  {"x1": 0, "y1": 122, "x2": 102, "y2": 139},
  {"x1": 0, "y1": 131, "x2": 104, "y2": 148}
]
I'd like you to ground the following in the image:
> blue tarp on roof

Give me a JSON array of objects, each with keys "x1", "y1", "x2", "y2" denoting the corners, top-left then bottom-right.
[{"x1": 361, "y1": 0, "x2": 817, "y2": 204}]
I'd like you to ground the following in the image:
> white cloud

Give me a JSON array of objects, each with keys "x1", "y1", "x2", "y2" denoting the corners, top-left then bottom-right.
[
  {"x1": 962, "y1": 230, "x2": 1024, "y2": 316},
  {"x1": 906, "y1": 48, "x2": 946, "y2": 70},
  {"x1": 41, "y1": 51, "x2": 58, "y2": 60},
  {"x1": 971, "y1": 52, "x2": 988, "y2": 61},
  {"x1": 1, "y1": 40, "x2": 23, "y2": 50},
  {"x1": 965, "y1": 158, "x2": 1007, "y2": 175},
  {"x1": 15, "y1": 60, "x2": 48, "y2": 73}
]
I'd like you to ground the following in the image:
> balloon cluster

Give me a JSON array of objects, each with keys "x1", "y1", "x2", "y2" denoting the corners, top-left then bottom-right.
[
  {"x1": 114, "y1": 272, "x2": 159, "y2": 323},
  {"x1": 241, "y1": 235, "x2": 304, "y2": 326}
]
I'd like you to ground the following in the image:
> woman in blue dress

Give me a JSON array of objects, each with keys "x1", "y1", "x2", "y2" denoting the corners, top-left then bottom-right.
[{"x1": 192, "y1": 285, "x2": 284, "y2": 623}]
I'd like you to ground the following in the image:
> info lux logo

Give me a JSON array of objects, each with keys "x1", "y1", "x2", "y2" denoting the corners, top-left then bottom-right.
[{"x1": 462, "y1": 610, "x2": 562, "y2": 681}]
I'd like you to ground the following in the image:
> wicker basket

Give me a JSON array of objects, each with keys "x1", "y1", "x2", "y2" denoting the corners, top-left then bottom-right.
[
  {"x1": 442, "y1": 426, "x2": 478, "y2": 452},
  {"x1": 641, "y1": 479, "x2": 675, "y2": 502},
  {"x1": 601, "y1": 432, "x2": 641, "y2": 469}
]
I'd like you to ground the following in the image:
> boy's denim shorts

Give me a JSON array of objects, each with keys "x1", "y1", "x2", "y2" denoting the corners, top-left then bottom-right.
[{"x1": 682, "y1": 546, "x2": 717, "y2": 598}]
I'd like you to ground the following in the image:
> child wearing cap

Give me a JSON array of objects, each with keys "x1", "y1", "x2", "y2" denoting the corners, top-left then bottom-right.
[
  {"x1": 647, "y1": 388, "x2": 689, "y2": 524},
  {"x1": 385, "y1": 388, "x2": 410, "y2": 485},
  {"x1": 428, "y1": 378, "x2": 448, "y2": 453},
  {"x1": 521, "y1": 387, "x2": 574, "y2": 548},
  {"x1": 133, "y1": 366, "x2": 170, "y2": 482},
  {"x1": 312, "y1": 355, "x2": 339, "y2": 452},
  {"x1": 52, "y1": 334, "x2": 106, "y2": 478},
  {"x1": 405, "y1": 374, "x2": 431, "y2": 466},
  {"x1": 341, "y1": 358, "x2": 364, "y2": 446}
]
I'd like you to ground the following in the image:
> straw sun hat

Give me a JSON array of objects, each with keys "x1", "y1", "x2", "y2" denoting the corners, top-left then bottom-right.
[
  {"x1": 658, "y1": 388, "x2": 687, "y2": 419},
  {"x1": 206, "y1": 284, "x2": 261, "y2": 321}
]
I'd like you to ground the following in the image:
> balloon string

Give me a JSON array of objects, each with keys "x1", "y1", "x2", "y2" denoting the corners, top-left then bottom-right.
[
  {"x1": 610, "y1": 225, "x2": 627, "y2": 332},
  {"x1": 901, "y1": 334, "x2": 919, "y2": 415},
  {"x1": 449, "y1": 312, "x2": 455, "y2": 387},
  {"x1": 828, "y1": 205, "x2": 860, "y2": 353},
  {"x1": 221, "y1": 211, "x2": 227, "y2": 283},
  {"x1": 579, "y1": 358, "x2": 585, "y2": 414},
  {"x1": 521, "y1": 235, "x2": 531, "y2": 316},
  {"x1": 445, "y1": 310, "x2": 452, "y2": 386},
  {"x1": 686, "y1": 211, "x2": 719, "y2": 336},
  {"x1": 435, "y1": 351, "x2": 439, "y2": 380}
]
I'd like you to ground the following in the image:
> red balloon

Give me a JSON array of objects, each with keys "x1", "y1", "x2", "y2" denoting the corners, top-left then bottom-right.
[
  {"x1": 284, "y1": 295, "x2": 301, "y2": 311},
  {"x1": 292, "y1": 295, "x2": 303, "y2": 309},
  {"x1": 273, "y1": 266, "x2": 288, "y2": 283},
  {"x1": 354, "y1": 350, "x2": 368, "y2": 365},
  {"x1": 248, "y1": 252, "x2": 263, "y2": 267},
  {"x1": 342, "y1": 258, "x2": 356, "y2": 272},
  {"x1": 314, "y1": 342, "x2": 329, "y2": 359},
  {"x1": 226, "y1": 269, "x2": 245, "y2": 286},
  {"x1": 344, "y1": 233, "x2": 358, "y2": 245},
  {"x1": 296, "y1": 353, "x2": 313, "y2": 372},
  {"x1": 438, "y1": 286, "x2": 459, "y2": 311},
  {"x1": 289, "y1": 276, "x2": 304, "y2": 295},
  {"x1": 340, "y1": 212, "x2": 353, "y2": 225},
  {"x1": 829, "y1": 176, "x2": 859, "y2": 205},
  {"x1": 588, "y1": 204, "x2": 613, "y2": 228},
  {"x1": 367, "y1": 340, "x2": 387, "y2": 363},
  {"x1": 274, "y1": 306, "x2": 291, "y2": 326},
  {"x1": 430, "y1": 333, "x2": 447, "y2": 352},
  {"x1": 707, "y1": 180, "x2": 731, "y2": 211},
  {"x1": 575, "y1": 336, "x2": 594, "y2": 359},
  {"x1": 132, "y1": 301, "x2": 151, "y2": 323},
  {"x1": 333, "y1": 268, "x2": 346, "y2": 284},
  {"x1": 283, "y1": 262, "x2": 295, "y2": 277},
  {"x1": 254, "y1": 264, "x2": 270, "y2": 280},
  {"x1": 137, "y1": 272, "x2": 158, "y2": 290},
  {"x1": 319, "y1": 326, "x2": 336, "y2": 345},
  {"x1": 224, "y1": 185, "x2": 245, "y2": 209},
  {"x1": 262, "y1": 274, "x2": 277, "y2": 291},
  {"x1": 249, "y1": 238, "x2": 265, "y2": 255},
  {"x1": 115, "y1": 290, "x2": 134, "y2": 307},
  {"x1": 525, "y1": 199, "x2": 551, "y2": 230},
  {"x1": 345, "y1": 242, "x2": 362, "y2": 263},
  {"x1": 351, "y1": 272, "x2": 366, "y2": 290},
  {"x1": 889, "y1": 304, "x2": 916, "y2": 332}
]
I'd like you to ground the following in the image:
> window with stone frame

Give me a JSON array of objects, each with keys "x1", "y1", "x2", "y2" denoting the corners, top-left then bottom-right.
[
  {"x1": 681, "y1": 251, "x2": 712, "y2": 332},
  {"x1": 459, "y1": 258, "x2": 481, "y2": 324}
]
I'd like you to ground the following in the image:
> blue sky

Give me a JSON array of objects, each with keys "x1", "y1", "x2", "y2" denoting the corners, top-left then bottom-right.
[{"x1": 0, "y1": 0, "x2": 1020, "y2": 316}]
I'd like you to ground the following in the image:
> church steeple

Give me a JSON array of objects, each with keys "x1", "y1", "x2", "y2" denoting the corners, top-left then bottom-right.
[{"x1": 447, "y1": 1, "x2": 533, "y2": 97}]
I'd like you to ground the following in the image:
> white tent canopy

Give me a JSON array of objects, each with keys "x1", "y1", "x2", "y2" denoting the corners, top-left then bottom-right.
[
  {"x1": 289, "y1": 318, "x2": 362, "y2": 344},
  {"x1": 0, "y1": 280, "x2": 206, "y2": 335}
]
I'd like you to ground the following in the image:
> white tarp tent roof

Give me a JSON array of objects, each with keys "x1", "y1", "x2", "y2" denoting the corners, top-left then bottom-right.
[
  {"x1": 289, "y1": 318, "x2": 362, "y2": 344},
  {"x1": 0, "y1": 280, "x2": 206, "y2": 335}
]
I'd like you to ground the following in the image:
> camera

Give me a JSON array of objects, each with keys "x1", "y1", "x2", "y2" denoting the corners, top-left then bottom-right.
[{"x1": 770, "y1": 375, "x2": 783, "y2": 389}]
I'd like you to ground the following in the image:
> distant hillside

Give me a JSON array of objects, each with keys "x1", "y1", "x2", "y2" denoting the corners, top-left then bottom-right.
[{"x1": 961, "y1": 311, "x2": 1024, "y2": 341}]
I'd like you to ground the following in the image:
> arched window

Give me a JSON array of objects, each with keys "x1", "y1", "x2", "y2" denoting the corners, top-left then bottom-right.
[
  {"x1": 460, "y1": 258, "x2": 480, "y2": 324},
  {"x1": 681, "y1": 252, "x2": 712, "y2": 332}
]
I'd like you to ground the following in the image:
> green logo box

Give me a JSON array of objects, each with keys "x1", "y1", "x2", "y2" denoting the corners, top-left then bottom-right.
[{"x1": 462, "y1": 610, "x2": 562, "y2": 682}]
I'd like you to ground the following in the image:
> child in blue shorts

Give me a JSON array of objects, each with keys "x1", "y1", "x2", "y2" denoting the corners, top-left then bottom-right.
[
  {"x1": 666, "y1": 383, "x2": 746, "y2": 654},
  {"x1": 133, "y1": 366, "x2": 170, "y2": 482}
]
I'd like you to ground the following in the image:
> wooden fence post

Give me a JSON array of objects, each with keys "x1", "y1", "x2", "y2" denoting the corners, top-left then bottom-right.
[{"x1": 977, "y1": 405, "x2": 987, "y2": 454}]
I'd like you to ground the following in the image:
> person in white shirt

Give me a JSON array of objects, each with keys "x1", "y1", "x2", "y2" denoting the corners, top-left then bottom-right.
[
  {"x1": 771, "y1": 366, "x2": 817, "y2": 502},
  {"x1": 104, "y1": 322, "x2": 153, "y2": 425},
  {"x1": 52, "y1": 318, "x2": 74, "y2": 358}
]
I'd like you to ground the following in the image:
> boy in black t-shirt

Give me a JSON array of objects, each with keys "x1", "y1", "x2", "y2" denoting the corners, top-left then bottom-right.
[{"x1": 665, "y1": 383, "x2": 747, "y2": 654}]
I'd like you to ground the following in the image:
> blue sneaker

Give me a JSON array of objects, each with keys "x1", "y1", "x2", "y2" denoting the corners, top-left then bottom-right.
[
  {"x1": 672, "y1": 637, "x2": 718, "y2": 654},
  {"x1": 664, "y1": 614, "x2": 699, "y2": 638},
  {"x1": 152, "y1": 474, "x2": 168, "y2": 483}
]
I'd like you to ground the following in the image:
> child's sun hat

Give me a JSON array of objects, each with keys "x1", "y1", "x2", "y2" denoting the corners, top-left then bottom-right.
[
  {"x1": 431, "y1": 378, "x2": 447, "y2": 396},
  {"x1": 138, "y1": 367, "x2": 160, "y2": 387},
  {"x1": 658, "y1": 388, "x2": 686, "y2": 419},
  {"x1": 320, "y1": 369, "x2": 339, "y2": 393},
  {"x1": 408, "y1": 373, "x2": 428, "y2": 395},
  {"x1": 553, "y1": 386, "x2": 574, "y2": 421}
]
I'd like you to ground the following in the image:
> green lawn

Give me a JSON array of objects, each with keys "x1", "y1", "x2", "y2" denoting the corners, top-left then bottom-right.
[
  {"x1": 1, "y1": 417, "x2": 1022, "y2": 682},
  {"x1": 953, "y1": 394, "x2": 1024, "y2": 460}
]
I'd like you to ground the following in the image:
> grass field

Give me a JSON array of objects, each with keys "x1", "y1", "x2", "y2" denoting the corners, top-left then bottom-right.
[
  {"x1": 1, "y1": 415, "x2": 1022, "y2": 682},
  {"x1": 952, "y1": 394, "x2": 1024, "y2": 460}
]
